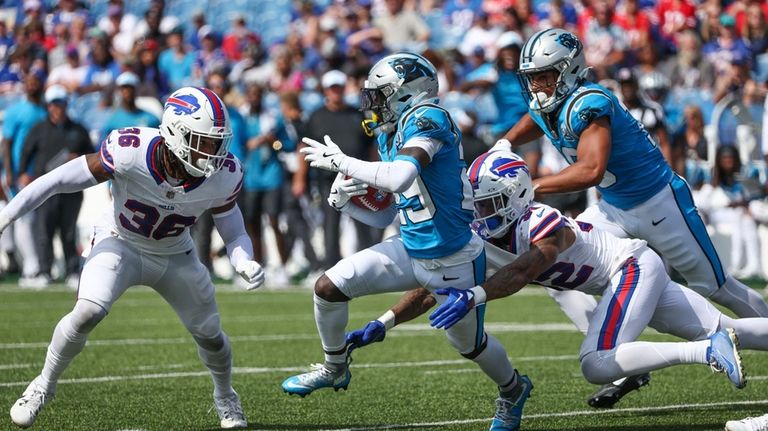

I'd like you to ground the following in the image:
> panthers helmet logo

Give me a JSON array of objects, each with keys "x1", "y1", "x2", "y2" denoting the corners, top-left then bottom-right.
[
  {"x1": 389, "y1": 57, "x2": 433, "y2": 83},
  {"x1": 556, "y1": 33, "x2": 581, "y2": 53}
]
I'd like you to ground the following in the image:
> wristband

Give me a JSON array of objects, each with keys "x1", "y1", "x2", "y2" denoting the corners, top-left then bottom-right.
[
  {"x1": 470, "y1": 285, "x2": 487, "y2": 305},
  {"x1": 376, "y1": 309, "x2": 396, "y2": 330}
]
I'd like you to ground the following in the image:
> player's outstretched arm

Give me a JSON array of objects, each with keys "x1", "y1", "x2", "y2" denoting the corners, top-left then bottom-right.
[
  {"x1": 0, "y1": 154, "x2": 106, "y2": 234},
  {"x1": 430, "y1": 229, "x2": 572, "y2": 329},
  {"x1": 501, "y1": 113, "x2": 545, "y2": 147},
  {"x1": 346, "y1": 288, "x2": 435, "y2": 350},
  {"x1": 300, "y1": 135, "x2": 426, "y2": 194},
  {"x1": 212, "y1": 202, "x2": 265, "y2": 290}
]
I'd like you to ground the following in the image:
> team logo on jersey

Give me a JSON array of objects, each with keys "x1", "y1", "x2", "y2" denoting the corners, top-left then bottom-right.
[
  {"x1": 415, "y1": 116, "x2": 438, "y2": 131},
  {"x1": 490, "y1": 158, "x2": 529, "y2": 178},
  {"x1": 577, "y1": 106, "x2": 601, "y2": 124},
  {"x1": 166, "y1": 191, "x2": 175, "y2": 199},
  {"x1": 166, "y1": 94, "x2": 201, "y2": 115}
]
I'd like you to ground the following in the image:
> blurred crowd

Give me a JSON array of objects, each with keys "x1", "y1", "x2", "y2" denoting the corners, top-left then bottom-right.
[{"x1": 1, "y1": 0, "x2": 767, "y2": 288}]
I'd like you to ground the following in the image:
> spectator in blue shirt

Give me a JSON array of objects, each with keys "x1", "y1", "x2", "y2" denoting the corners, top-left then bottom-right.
[
  {"x1": 2, "y1": 69, "x2": 47, "y2": 193},
  {"x1": 158, "y1": 26, "x2": 195, "y2": 90},
  {"x1": 100, "y1": 72, "x2": 160, "y2": 141}
]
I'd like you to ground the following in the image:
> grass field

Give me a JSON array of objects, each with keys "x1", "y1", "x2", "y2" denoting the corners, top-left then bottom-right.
[{"x1": 2, "y1": 281, "x2": 768, "y2": 431}]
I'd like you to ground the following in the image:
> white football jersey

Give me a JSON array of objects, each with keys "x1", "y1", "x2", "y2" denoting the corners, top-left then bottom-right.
[
  {"x1": 96, "y1": 127, "x2": 243, "y2": 255},
  {"x1": 484, "y1": 203, "x2": 647, "y2": 295}
]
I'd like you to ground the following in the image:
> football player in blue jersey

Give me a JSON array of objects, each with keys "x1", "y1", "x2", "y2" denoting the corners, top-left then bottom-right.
[
  {"x1": 503, "y1": 27, "x2": 768, "y2": 316},
  {"x1": 498, "y1": 27, "x2": 768, "y2": 406},
  {"x1": 280, "y1": 52, "x2": 532, "y2": 431}
]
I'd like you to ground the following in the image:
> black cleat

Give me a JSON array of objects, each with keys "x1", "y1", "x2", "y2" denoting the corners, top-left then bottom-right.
[{"x1": 587, "y1": 373, "x2": 651, "y2": 409}]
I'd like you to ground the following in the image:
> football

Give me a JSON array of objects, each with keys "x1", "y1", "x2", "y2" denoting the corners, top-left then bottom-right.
[{"x1": 350, "y1": 186, "x2": 394, "y2": 212}]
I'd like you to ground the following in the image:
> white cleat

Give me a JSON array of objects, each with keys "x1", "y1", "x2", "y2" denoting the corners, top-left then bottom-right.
[
  {"x1": 213, "y1": 391, "x2": 247, "y2": 429},
  {"x1": 726, "y1": 414, "x2": 768, "y2": 431},
  {"x1": 9, "y1": 376, "x2": 53, "y2": 428}
]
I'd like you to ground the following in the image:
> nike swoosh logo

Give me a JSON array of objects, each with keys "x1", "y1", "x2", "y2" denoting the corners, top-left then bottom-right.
[
  {"x1": 282, "y1": 379, "x2": 306, "y2": 390},
  {"x1": 330, "y1": 190, "x2": 338, "y2": 195},
  {"x1": 323, "y1": 152, "x2": 333, "y2": 157},
  {"x1": 442, "y1": 275, "x2": 460, "y2": 281},
  {"x1": 651, "y1": 217, "x2": 666, "y2": 226}
]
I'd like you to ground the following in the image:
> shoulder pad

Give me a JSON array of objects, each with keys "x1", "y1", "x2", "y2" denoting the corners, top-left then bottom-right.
[{"x1": 564, "y1": 89, "x2": 613, "y2": 138}]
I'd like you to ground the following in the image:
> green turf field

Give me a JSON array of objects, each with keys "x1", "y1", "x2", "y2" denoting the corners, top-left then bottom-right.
[{"x1": 1, "y1": 281, "x2": 767, "y2": 431}]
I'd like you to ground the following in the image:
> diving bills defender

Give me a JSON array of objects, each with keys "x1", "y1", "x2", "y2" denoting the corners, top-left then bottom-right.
[
  {"x1": 5, "y1": 87, "x2": 264, "y2": 429},
  {"x1": 281, "y1": 52, "x2": 532, "y2": 431},
  {"x1": 431, "y1": 151, "x2": 756, "y2": 390}
]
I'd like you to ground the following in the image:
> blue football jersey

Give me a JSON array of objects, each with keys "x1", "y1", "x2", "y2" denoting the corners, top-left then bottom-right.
[
  {"x1": 377, "y1": 103, "x2": 474, "y2": 259},
  {"x1": 529, "y1": 82, "x2": 674, "y2": 210}
]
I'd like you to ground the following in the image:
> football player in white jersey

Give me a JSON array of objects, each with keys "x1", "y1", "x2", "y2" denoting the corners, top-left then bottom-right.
[
  {"x1": 280, "y1": 52, "x2": 532, "y2": 431},
  {"x1": 350, "y1": 151, "x2": 768, "y2": 400},
  {"x1": 4, "y1": 87, "x2": 265, "y2": 429},
  {"x1": 498, "y1": 27, "x2": 768, "y2": 406}
]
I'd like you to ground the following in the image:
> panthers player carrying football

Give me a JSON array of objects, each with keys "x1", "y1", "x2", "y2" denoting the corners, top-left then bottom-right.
[
  {"x1": 280, "y1": 52, "x2": 533, "y2": 431},
  {"x1": 497, "y1": 27, "x2": 768, "y2": 407},
  {"x1": 350, "y1": 152, "x2": 768, "y2": 405},
  {"x1": 4, "y1": 87, "x2": 264, "y2": 429}
]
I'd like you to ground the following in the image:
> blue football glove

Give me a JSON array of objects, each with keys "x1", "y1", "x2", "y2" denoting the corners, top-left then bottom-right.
[
  {"x1": 429, "y1": 287, "x2": 476, "y2": 329},
  {"x1": 345, "y1": 320, "x2": 386, "y2": 352}
]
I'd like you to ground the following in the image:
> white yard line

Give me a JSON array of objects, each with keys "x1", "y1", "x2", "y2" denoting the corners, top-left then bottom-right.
[
  {"x1": 0, "y1": 322, "x2": 580, "y2": 350},
  {"x1": 0, "y1": 354, "x2": 579, "y2": 388}
]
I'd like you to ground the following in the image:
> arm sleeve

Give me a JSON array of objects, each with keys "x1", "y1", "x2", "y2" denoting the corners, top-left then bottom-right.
[
  {"x1": 212, "y1": 204, "x2": 254, "y2": 268},
  {"x1": 341, "y1": 200, "x2": 398, "y2": 229},
  {"x1": 0, "y1": 155, "x2": 97, "y2": 230},
  {"x1": 338, "y1": 157, "x2": 419, "y2": 194}
]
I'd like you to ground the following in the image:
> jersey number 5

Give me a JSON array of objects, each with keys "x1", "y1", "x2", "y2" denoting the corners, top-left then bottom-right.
[{"x1": 119, "y1": 199, "x2": 196, "y2": 240}]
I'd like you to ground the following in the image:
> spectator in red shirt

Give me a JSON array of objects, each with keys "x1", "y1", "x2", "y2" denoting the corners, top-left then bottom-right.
[{"x1": 614, "y1": 0, "x2": 652, "y2": 51}]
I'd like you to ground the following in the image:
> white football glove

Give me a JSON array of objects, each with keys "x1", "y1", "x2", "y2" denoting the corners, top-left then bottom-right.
[
  {"x1": 235, "y1": 260, "x2": 265, "y2": 290},
  {"x1": 490, "y1": 138, "x2": 512, "y2": 153},
  {"x1": 300, "y1": 135, "x2": 348, "y2": 172},
  {"x1": 327, "y1": 172, "x2": 368, "y2": 210}
]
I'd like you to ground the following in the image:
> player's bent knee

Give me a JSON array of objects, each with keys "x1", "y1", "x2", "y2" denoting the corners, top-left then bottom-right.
[
  {"x1": 194, "y1": 332, "x2": 226, "y2": 351},
  {"x1": 314, "y1": 274, "x2": 349, "y2": 302},
  {"x1": 71, "y1": 300, "x2": 107, "y2": 333},
  {"x1": 458, "y1": 337, "x2": 488, "y2": 360},
  {"x1": 580, "y1": 351, "x2": 616, "y2": 385},
  {"x1": 187, "y1": 313, "x2": 222, "y2": 343}
]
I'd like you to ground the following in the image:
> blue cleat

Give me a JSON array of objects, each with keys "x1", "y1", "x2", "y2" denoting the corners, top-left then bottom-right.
[
  {"x1": 489, "y1": 374, "x2": 533, "y2": 431},
  {"x1": 707, "y1": 328, "x2": 746, "y2": 389},
  {"x1": 281, "y1": 363, "x2": 351, "y2": 397}
]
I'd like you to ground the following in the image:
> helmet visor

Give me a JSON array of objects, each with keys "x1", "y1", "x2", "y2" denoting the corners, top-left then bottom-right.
[
  {"x1": 360, "y1": 84, "x2": 397, "y2": 122},
  {"x1": 473, "y1": 194, "x2": 507, "y2": 239},
  {"x1": 187, "y1": 129, "x2": 233, "y2": 175}
]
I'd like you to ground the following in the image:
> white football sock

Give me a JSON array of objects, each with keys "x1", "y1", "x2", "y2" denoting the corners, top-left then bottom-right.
[
  {"x1": 39, "y1": 301, "x2": 105, "y2": 393},
  {"x1": 314, "y1": 294, "x2": 348, "y2": 365},
  {"x1": 197, "y1": 334, "x2": 234, "y2": 399},
  {"x1": 472, "y1": 334, "x2": 516, "y2": 389},
  {"x1": 581, "y1": 340, "x2": 709, "y2": 385}
]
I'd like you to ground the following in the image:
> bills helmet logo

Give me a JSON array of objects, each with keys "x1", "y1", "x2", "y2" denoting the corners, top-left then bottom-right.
[
  {"x1": 490, "y1": 158, "x2": 529, "y2": 179},
  {"x1": 165, "y1": 94, "x2": 201, "y2": 115}
]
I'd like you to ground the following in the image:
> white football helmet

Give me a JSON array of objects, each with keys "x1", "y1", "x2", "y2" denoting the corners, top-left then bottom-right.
[
  {"x1": 159, "y1": 87, "x2": 233, "y2": 178},
  {"x1": 468, "y1": 150, "x2": 534, "y2": 239},
  {"x1": 360, "y1": 52, "x2": 438, "y2": 131},
  {"x1": 518, "y1": 28, "x2": 590, "y2": 113}
]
